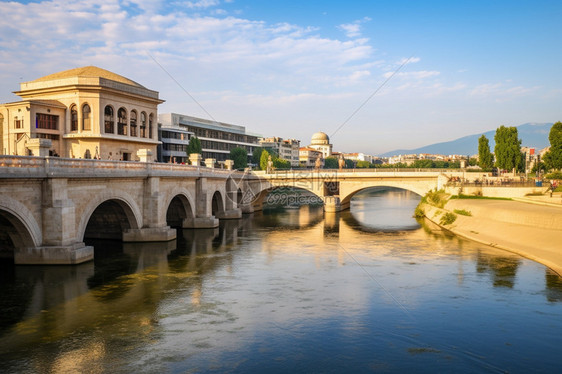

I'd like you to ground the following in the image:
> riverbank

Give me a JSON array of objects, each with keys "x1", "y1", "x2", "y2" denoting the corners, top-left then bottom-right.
[{"x1": 421, "y1": 192, "x2": 562, "y2": 276}]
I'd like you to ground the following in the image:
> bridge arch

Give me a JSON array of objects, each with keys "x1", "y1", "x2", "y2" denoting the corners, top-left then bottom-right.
[
  {"x1": 211, "y1": 191, "x2": 225, "y2": 216},
  {"x1": 165, "y1": 190, "x2": 196, "y2": 228},
  {"x1": 78, "y1": 190, "x2": 142, "y2": 241},
  {"x1": 340, "y1": 182, "x2": 428, "y2": 208},
  {"x1": 0, "y1": 196, "x2": 41, "y2": 256}
]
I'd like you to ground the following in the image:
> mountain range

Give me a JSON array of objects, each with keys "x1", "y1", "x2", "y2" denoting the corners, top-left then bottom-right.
[{"x1": 379, "y1": 123, "x2": 553, "y2": 157}]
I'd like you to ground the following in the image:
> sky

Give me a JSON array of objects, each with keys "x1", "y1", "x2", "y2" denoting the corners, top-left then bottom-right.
[{"x1": 1, "y1": 0, "x2": 561, "y2": 154}]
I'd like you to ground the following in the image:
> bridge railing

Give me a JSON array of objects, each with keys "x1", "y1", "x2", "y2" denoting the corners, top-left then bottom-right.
[{"x1": 0, "y1": 155, "x2": 243, "y2": 178}]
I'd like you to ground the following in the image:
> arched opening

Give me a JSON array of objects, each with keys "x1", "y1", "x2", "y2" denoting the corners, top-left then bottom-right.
[
  {"x1": 346, "y1": 187, "x2": 422, "y2": 232},
  {"x1": 237, "y1": 188, "x2": 243, "y2": 206},
  {"x1": 84, "y1": 200, "x2": 135, "y2": 241},
  {"x1": 117, "y1": 108, "x2": 127, "y2": 135},
  {"x1": 140, "y1": 112, "x2": 147, "y2": 138},
  {"x1": 166, "y1": 195, "x2": 194, "y2": 228},
  {"x1": 104, "y1": 105, "x2": 114, "y2": 134},
  {"x1": 82, "y1": 103, "x2": 91, "y2": 131},
  {"x1": 130, "y1": 110, "x2": 137, "y2": 137},
  {"x1": 70, "y1": 105, "x2": 78, "y2": 132},
  {"x1": 211, "y1": 191, "x2": 224, "y2": 217},
  {"x1": 0, "y1": 210, "x2": 35, "y2": 261}
]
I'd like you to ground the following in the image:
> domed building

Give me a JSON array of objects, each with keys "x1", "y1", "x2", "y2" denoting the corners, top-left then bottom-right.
[
  {"x1": 0, "y1": 66, "x2": 163, "y2": 161},
  {"x1": 308, "y1": 131, "x2": 333, "y2": 158}
]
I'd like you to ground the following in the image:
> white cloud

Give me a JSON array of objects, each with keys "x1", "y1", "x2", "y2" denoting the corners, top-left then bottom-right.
[{"x1": 338, "y1": 17, "x2": 371, "y2": 38}]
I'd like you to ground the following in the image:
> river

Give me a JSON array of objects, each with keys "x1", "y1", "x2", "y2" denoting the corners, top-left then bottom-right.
[{"x1": 1, "y1": 187, "x2": 561, "y2": 373}]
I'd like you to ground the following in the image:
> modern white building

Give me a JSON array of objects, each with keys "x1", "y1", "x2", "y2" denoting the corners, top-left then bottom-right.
[
  {"x1": 158, "y1": 113, "x2": 260, "y2": 164},
  {"x1": 157, "y1": 125, "x2": 193, "y2": 163}
]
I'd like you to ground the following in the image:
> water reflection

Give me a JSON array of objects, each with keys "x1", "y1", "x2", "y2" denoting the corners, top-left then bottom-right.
[{"x1": 1, "y1": 189, "x2": 562, "y2": 373}]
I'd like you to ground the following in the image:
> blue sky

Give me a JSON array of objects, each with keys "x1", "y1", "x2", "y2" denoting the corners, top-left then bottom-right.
[{"x1": 1, "y1": 0, "x2": 561, "y2": 154}]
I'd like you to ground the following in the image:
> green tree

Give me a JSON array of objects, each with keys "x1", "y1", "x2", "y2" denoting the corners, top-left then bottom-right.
[
  {"x1": 494, "y1": 126, "x2": 522, "y2": 171},
  {"x1": 345, "y1": 159, "x2": 354, "y2": 168},
  {"x1": 260, "y1": 150, "x2": 270, "y2": 171},
  {"x1": 252, "y1": 147, "x2": 263, "y2": 168},
  {"x1": 356, "y1": 160, "x2": 371, "y2": 168},
  {"x1": 186, "y1": 136, "x2": 202, "y2": 155},
  {"x1": 543, "y1": 121, "x2": 562, "y2": 171},
  {"x1": 230, "y1": 147, "x2": 248, "y2": 169},
  {"x1": 324, "y1": 157, "x2": 338, "y2": 168},
  {"x1": 273, "y1": 157, "x2": 291, "y2": 169},
  {"x1": 478, "y1": 135, "x2": 493, "y2": 169},
  {"x1": 468, "y1": 157, "x2": 478, "y2": 166}
]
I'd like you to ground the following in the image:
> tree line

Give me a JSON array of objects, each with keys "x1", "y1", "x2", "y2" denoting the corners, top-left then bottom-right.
[{"x1": 478, "y1": 121, "x2": 562, "y2": 173}]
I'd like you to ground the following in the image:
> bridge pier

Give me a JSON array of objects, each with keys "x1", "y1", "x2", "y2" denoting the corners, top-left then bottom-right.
[
  {"x1": 122, "y1": 227, "x2": 176, "y2": 242},
  {"x1": 323, "y1": 196, "x2": 348, "y2": 212}
]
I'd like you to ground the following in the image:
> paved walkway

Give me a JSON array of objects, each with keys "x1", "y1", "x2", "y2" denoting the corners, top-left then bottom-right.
[{"x1": 422, "y1": 196, "x2": 562, "y2": 276}]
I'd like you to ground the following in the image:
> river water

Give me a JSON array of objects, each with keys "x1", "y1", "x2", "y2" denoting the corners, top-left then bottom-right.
[{"x1": 1, "y1": 188, "x2": 562, "y2": 373}]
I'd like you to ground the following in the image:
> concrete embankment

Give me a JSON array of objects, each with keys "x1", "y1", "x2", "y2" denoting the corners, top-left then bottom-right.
[{"x1": 421, "y1": 196, "x2": 562, "y2": 276}]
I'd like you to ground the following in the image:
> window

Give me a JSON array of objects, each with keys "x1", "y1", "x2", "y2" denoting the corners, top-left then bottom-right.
[
  {"x1": 140, "y1": 112, "x2": 147, "y2": 137},
  {"x1": 148, "y1": 113, "x2": 153, "y2": 139},
  {"x1": 82, "y1": 104, "x2": 91, "y2": 131},
  {"x1": 130, "y1": 110, "x2": 137, "y2": 137},
  {"x1": 36, "y1": 113, "x2": 58, "y2": 130},
  {"x1": 70, "y1": 105, "x2": 78, "y2": 131},
  {"x1": 14, "y1": 116, "x2": 23, "y2": 129},
  {"x1": 104, "y1": 106, "x2": 114, "y2": 134},
  {"x1": 118, "y1": 108, "x2": 127, "y2": 135}
]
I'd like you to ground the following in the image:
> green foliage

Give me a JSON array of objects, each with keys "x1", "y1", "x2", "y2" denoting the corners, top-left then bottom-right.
[
  {"x1": 531, "y1": 161, "x2": 546, "y2": 173},
  {"x1": 345, "y1": 159, "x2": 354, "y2": 168},
  {"x1": 543, "y1": 121, "x2": 562, "y2": 171},
  {"x1": 186, "y1": 136, "x2": 202, "y2": 155},
  {"x1": 478, "y1": 135, "x2": 493, "y2": 169},
  {"x1": 413, "y1": 206, "x2": 425, "y2": 219},
  {"x1": 421, "y1": 189, "x2": 448, "y2": 208},
  {"x1": 324, "y1": 157, "x2": 338, "y2": 169},
  {"x1": 450, "y1": 194, "x2": 512, "y2": 201},
  {"x1": 252, "y1": 147, "x2": 263, "y2": 168},
  {"x1": 453, "y1": 209, "x2": 472, "y2": 216},
  {"x1": 494, "y1": 126, "x2": 522, "y2": 171},
  {"x1": 468, "y1": 157, "x2": 478, "y2": 166},
  {"x1": 545, "y1": 172, "x2": 562, "y2": 180},
  {"x1": 273, "y1": 157, "x2": 291, "y2": 169},
  {"x1": 356, "y1": 160, "x2": 371, "y2": 168},
  {"x1": 260, "y1": 150, "x2": 270, "y2": 171},
  {"x1": 229, "y1": 147, "x2": 248, "y2": 169},
  {"x1": 440, "y1": 212, "x2": 457, "y2": 225}
]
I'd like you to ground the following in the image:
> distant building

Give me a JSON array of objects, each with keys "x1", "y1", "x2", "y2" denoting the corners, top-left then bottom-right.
[
  {"x1": 259, "y1": 137, "x2": 300, "y2": 166},
  {"x1": 0, "y1": 66, "x2": 162, "y2": 161},
  {"x1": 299, "y1": 147, "x2": 323, "y2": 167},
  {"x1": 343, "y1": 152, "x2": 373, "y2": 163},
  {"x1": 158, "y1": 113, "x2": 260, "y2": 164},
  {"x1": 157, "y1": 125, "x2": 193, "y2": 163},
  {"x1": 307, "y1": 132, "x2": 333, "y2": 158}
]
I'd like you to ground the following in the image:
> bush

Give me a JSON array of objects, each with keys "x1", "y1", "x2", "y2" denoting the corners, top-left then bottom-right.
[
  {"x1": 453, "y1": 209, "x2": 472, "y2": 216},
  {"x1": 414, "y1": 206, "x2": 425, "y2": 219},
  {"x1": 422, "y1": 189, "x2": 448, "y2": 208},
  {"x1": 440, "y1": 212, "x2": 457, "y2": 225},
  {"x1": 545, "y1": 172, "x2": 562, "y2": 180}
]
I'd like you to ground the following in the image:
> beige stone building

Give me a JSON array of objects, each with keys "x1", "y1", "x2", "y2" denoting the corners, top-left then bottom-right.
[
  {"x1": 0, "y1": 66, "x2": 163, "y2": 161},
  {"x1": 307, "y1": 131, "x2": 333, "y2": 158}
]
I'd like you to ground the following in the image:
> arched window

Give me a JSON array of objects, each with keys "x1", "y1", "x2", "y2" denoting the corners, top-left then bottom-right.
[
  {"x1": 118, "y1": 108, "x2": 127, "y2": 135},
  {"x1": 104, "y1": 106, "x2": 114, "y2": 134},
  {"x1": 140, "y1": 112, "x2": 147, "y2": 138},
  {"x1": 148, "y1": 113, "x2": 154, "y2": 139},
  {"x1": 70, "y1": 105, "x2": 78, "y2": 131},
  {"x1": 130, "y1": 110, "x2": 137, "y2": 137},
  {"x1": 82, "y1": 104, "x2": 91, "y2": 131}
]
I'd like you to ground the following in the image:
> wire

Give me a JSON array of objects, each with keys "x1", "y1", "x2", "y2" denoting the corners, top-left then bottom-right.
[
  {"x1": 146, "y1": 51, "x2": 218, "y2": 123},
  {"x1": 331, "y1": 54, "x2": 415, "y2": 139}
]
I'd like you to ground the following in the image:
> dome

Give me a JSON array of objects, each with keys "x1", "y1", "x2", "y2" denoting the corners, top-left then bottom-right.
[
  {"x1": 30, "y1": 66, "x2": 146, "y2": 88},
  {"x1": 311, "y1": 131, "x2": 330, "y2": 145}
]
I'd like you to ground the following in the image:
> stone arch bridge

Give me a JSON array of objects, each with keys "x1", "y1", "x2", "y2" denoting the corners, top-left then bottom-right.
[{"x1": 0, "y1": 157, "x2": 454, "y2": 265}]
